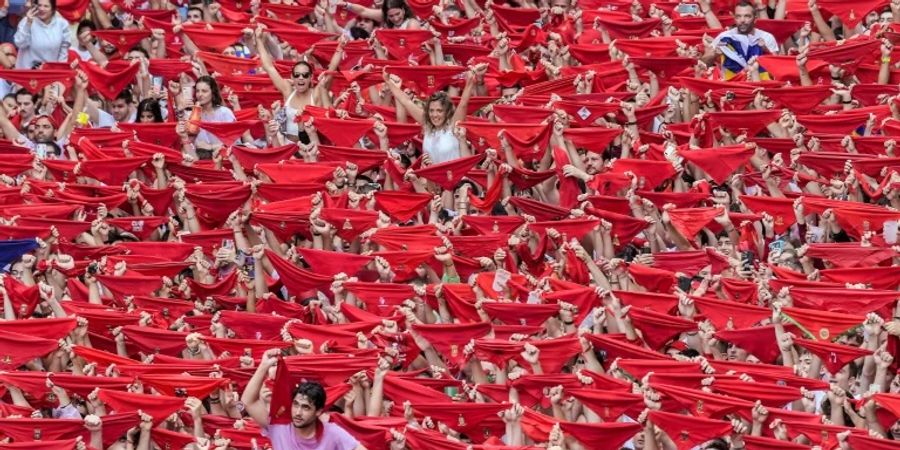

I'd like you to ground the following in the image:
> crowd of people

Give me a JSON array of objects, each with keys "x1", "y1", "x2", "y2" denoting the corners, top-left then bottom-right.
[{"x1": 0, "y1": 0, "x2": 897, "y2": 448}]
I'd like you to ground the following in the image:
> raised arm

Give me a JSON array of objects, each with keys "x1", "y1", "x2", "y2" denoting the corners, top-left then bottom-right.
[
  {"x1": 382, "y1": 70, "x2": 425, "y2": 125},
  {"x1": 253, "y1": 27, "x2": 292, "y2": 98},
  {"x1": 451, "y1": 63, "x2": 487, "y2": 125},
  {"x1": 240, "y1": 348, "x2": 281, "y2": 427}
]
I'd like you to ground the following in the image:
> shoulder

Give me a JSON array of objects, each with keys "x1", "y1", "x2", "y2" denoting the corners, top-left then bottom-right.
[
  {"x1": 714, "y1": 28, "x2": 736, "y2": 39},
  {"x1": 53, "y1": 16, "x2": 71, "y2": 29},
  {"x1": 216, "y1": 106, "x2": 236, "y2": 119},
  {"x1": 754, "y1": 29, "x2": 778, "y2": 45},
  {"x1": 264, "y1": 423, "x2": 292, "y2": 437},
  {"x1": 712, "y1": 28, "x2": 736, "y2": 44},
  {"x1": 324, "y1": 422, "x2": 360, "y2": 446},
  {"x1": 323, "y1": 422, "x2": 353, "y2": 437}
]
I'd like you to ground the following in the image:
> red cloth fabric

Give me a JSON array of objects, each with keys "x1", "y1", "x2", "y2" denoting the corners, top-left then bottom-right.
[
  {"x1": 678, "y1": 144, "x2": 754, "y2": 184},
  {"x1": 794, "y1": 337, "x2": 873, "y2": 374},
  {"x1": 651, "y1": 381, "x2": 755, "y2": 418},
  {"x1": 760, "y1": 85, "x2": 831, "y2": 114},
  {"x1": 180, "y1": 23, "x2": 245, "y2": 51},
  {"x1": 714, "y1": 325, "x2": 784, "y2": 363},
  {"x1": 92, "y1": 29, "x2": 150, "y2": 53},
  {"x1": 413, "y1": 153, "x2": 486, "y2": 190},
  {"x1": 648, "y1": 410, "x2": 733, "y2": 450},
  {"x1": 690, "y1": 296, "x2": 770, "y2": 330},
  {"x1": 627, "y1": 307, "x2": 697, "y2": 349},
  {"x1": 567, "y1": 388, "x2": 644, "y2": 421},
  {"x1": 412, "y1": 322, "x2": 491, "y2": 365},
  {"x1": 385, "y1": 65, "x2": 466, "y2": 96},
  {"x1": 373, "y1": 191, "x2": 433, "y2": 222},
  {"x1": 374, "y1": 29, "x2": 434, "y2": 60},
  {"x1": 781, "y1": 306, "x2": 865, "y2": 341},
  {"x1": 120, "y1": 325, "x2": 188, "y2": 356},
  {"x1": 666, "y1": 207, "x2": 722, "y2": 240},
  {"x1": 196, "y1": 51, "x2": 259, "y2": 75},
  {"x1": 311, "y1": 117, "x2": 374, "y2": 147},
  {"x1": 815, "y1": 0, "x2": 888, "y2": 28},
  {"x1": 0, "y1": 418, "x2": 87, "y2": 442},
  {"x1": 0, "y1": 329, "x2": 62, "y2": 369},
  {"x1": 0, "y1": 69, "x2": 75, "y2": 93},
  {"x1": 96, "y1": 389, "x2": 185, "y2": 422},
  {"x1": 78, "y1": 60, "x2": 140, "y2": 100},
  {"x1": 557, "y1": 421, "x2": 642, "y2": 448},
  {"x1": 296, "y1": 247, "x2": 373, "y2": 277}
]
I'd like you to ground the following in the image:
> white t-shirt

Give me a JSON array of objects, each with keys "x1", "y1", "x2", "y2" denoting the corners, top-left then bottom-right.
[
  {"x1": 195, "y1": 105, "x2": 237, "y2": 147},
  {"x1": 711, "y1": 27, "x2": 779, "y2": 71}
]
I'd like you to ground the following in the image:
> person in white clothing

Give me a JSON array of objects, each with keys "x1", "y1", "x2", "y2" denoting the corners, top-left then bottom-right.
[
  {"x1": 382, "y1": 63, "x2": 486, "y2": 165},
  {"x1": 13, "y1": 0, "x2": 72, "y2": 69}
]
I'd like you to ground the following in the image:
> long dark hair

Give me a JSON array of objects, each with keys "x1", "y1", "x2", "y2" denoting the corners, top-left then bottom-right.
[
  {"x1": 136, "y1": 98, "x2": 163, "y2": 122},
  {"x1": 381, "y1": 0, "x2": 413, "y2": 28},
  {"x1": 195, "y1": 75, "x2": 223, "y2": 108}
]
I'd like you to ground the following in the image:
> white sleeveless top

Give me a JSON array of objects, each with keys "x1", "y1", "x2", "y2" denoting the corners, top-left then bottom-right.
[
  {"x1": 423, "y1": 127, "x2": 460, "y2": 164},
  {"x1": 284, "y1": 90, "x2": 301, "y2": 137}
]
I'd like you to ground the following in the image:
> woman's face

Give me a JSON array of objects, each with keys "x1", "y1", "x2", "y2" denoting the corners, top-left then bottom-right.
[
  {"x1": 195, "y1": 81, "x2": 213, "y2": 107},
  {"x1": 427, "y1": 100, "x2": 446, "y2": 128},
  {"x1": 291, "y1": 65, "x2": 312, "y2": 92},
  {"x1": 36, "y1": 0, "x2": 53, "y2": 21},
  {"x1": 139, "y1": 110, "x2": 156, "y2": 123},
  {"x1": 223, "y1": 46, "x2": 237, "y2": 57},
  {"x1": 387, "y1": 7, "x2": 405, "y2": 26},
  {"x1": 3, "y1": 97, "x2": 17, "y2": 115}
]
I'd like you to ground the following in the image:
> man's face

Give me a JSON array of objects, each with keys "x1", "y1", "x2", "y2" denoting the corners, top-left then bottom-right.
[
  {"x1": 499, "y1": 87, "x2": 519, "y2": 103},
  {"x1": 583, "y1": 151, "x2": 603, "y2": 175},
  {"x1": 111, "y1": 99, "x2": 131, "y2": 122},
  {"x1": 291, "y1": 394, "x2": 320, "y2": 429},
  {"x1": 16, "y1": 94, "x2": 34, "y2": 118},
  {"x1": 734, "y1": 5, "x2": 755, "y2": 34},
  {"x1": 357, "y1": 18, "x2": 375, "y2": 33},
  {"x1": 33, "y1": 117, "x2": 54, "y2": 143}
]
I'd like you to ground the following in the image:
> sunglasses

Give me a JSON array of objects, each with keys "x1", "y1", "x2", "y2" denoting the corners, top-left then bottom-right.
[{"x1": 292, "y1": 72, "x2": 312, "y2": 79}]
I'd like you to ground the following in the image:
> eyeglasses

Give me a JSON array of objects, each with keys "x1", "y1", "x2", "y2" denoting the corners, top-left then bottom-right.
[{"x1": 293, "y1": 72, "x2": 312, "y2": 79}]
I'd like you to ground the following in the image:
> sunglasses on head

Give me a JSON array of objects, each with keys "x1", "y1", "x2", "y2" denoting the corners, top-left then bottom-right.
[{"x1": 293, "y1": 71, "x2": 312, "y2": 79}]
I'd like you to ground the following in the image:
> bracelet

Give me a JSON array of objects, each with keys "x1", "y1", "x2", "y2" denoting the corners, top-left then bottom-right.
[
  {"x1": 883, "y1": 56, "x2": 892, "y2": 64},
  {"x1": 625, "y1": 121, "x2": 637, "y2": 125},
  {"x1": 842, "y1": 100, "x2": 852, "y2": 104},
  {"x1": 563, "y1": 320, "x2": 575, "y2": 325},
  {"x1": 700, "y1": 8, "x2": 710, "y2": 14}
]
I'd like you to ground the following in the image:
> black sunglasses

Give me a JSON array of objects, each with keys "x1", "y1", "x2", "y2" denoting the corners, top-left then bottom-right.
[{"x1": 292, "y1": 72, "x2": 312, "y2": 79}]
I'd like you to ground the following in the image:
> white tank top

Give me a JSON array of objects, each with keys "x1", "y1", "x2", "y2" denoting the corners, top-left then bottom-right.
[
  {"x1": 283, "y1": 90, "x2": 300, "y2": 137},
  {"x1": 423, "y1": 127, "x2": 460, "y2": 164}
]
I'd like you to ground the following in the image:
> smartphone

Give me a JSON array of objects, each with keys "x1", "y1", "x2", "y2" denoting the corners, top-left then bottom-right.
[
  {"x1": 222, "y1": 239, "x2": 234, "y2": 250},
  {"x1": 34, "y1": 143, "x2": 48, "y2": 159},
  {"x1": 768, "y1": 239, "x2": 785, "y2": 254},
  {"x1": 675, "y1": 3, "x2": 699, "y2": 15},
  {"x1": 740, "y1": 251, "x2": 754, "y2": 272},
  {"x1": 182, "y1": 85, "x2": 194, "y2": 103},
  {"x1": 677, "y1": 276, "x2": 693, "y2": 292},
  {"x1": 724, "y1": 91, "x2": 736, "y2": 101},
  {"x1": 152, "y1": 76, "x2": 163, "y2": 91}
]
